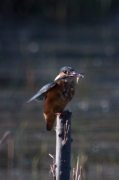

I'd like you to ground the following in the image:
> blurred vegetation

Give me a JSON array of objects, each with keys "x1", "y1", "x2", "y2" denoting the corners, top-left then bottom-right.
[{"x1": 0, "y1": 0, "x2": 119, "y2": 23}]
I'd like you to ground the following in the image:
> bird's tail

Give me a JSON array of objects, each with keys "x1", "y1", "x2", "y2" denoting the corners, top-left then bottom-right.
[
  {"x1": 43, "y1": 113, "x2": 56, "y2": 131},
  {"x1": 46, "y1": 123, "x2": 54, "y2": 131}
]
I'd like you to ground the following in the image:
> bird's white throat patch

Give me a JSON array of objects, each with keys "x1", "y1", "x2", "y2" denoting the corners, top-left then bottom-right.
[{"x1": 54, "y1": 75, "x2": 60, "y2": 81}]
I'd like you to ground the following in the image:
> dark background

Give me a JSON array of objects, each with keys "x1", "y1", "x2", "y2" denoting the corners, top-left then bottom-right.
[{"x1": 0, "y1": 1, "x2": 119, "y2": 179}]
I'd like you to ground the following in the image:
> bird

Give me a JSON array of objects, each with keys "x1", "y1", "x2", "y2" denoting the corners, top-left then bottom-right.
[{"x1": 27, "y1": 66, "x2": 84, "y2": 131}]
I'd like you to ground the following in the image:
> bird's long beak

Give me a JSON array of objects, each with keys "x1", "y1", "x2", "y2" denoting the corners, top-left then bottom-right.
[
  {"x1": 69, "y1": 71, "x2": 84, "y2": 84},
  {"x1": 69, "y1": 71, "x2": 84, "y2": 78}
]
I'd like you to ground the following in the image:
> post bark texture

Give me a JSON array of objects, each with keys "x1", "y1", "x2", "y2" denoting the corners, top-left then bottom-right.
[{"x1": 55, "y1": 110, "x2": 72, "y2": 180}]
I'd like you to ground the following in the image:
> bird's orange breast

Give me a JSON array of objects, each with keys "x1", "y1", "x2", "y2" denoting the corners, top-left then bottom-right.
[{"x1": 43, "y1": 80, "x2": 75, "y2": 131}]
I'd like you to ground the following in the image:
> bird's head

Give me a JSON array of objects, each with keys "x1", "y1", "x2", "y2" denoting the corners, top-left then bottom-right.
[{"x1": 54, "y1": 66, "x2": 84, "y2": 83}]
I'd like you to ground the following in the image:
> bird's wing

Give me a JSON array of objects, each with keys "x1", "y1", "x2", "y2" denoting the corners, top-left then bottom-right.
[{"x1": 27, "y1": 82, "x2": 57, "y2": 103}]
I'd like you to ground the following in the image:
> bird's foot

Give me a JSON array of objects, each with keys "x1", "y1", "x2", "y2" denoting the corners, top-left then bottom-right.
[{"x1": 54, "y1": 112, "x2": 61, "y2": 117}]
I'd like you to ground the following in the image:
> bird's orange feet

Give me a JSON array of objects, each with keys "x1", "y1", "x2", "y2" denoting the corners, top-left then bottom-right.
[{"x1": 54, "y1": 112, "x2": 61, "y2": 117}]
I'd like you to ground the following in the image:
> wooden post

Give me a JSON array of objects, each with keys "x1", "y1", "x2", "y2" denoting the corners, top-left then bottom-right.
[{"x1": 55, "y1": 110, "x2": 72, "y2": 180}]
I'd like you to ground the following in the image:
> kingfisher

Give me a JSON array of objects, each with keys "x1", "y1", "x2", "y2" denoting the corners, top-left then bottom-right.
[{"x1": 27, "y1": 66, "x2": 84, "y2": 131}]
